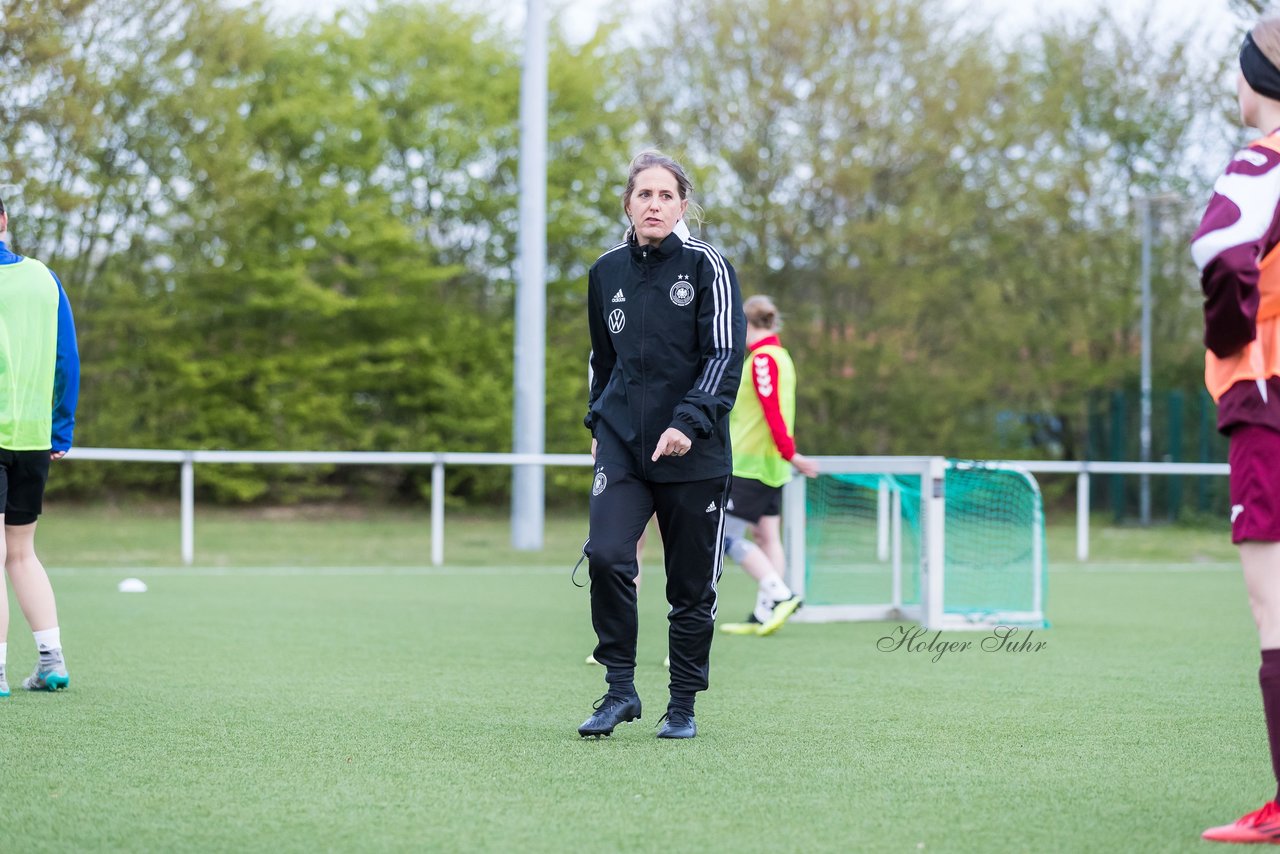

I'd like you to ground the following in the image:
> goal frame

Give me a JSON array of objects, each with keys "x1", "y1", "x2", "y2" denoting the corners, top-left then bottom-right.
[{"x1": 782, "y1": 456, "x2": 1045, "y2": 631}]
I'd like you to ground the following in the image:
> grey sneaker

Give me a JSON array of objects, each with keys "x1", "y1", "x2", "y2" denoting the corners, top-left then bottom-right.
[
  {"x1": 0, "y1": 665, "x2": 9, "y2": 697},
  {"x1": 23, "y1": 649, "x2": 69, "y2": 691}
]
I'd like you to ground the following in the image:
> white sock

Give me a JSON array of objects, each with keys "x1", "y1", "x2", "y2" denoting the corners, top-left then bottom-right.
[
  {"x1": 753, "y1": 590, "x2": 774, "y2": 624},
  {"x1": 0, "y1": 642, "x2": 6, "y2": 668},
  {"x1": 759, "y1": 575, "x2": 792, "y2": 603},
  {"x1": 33, "y1": 627, "x2": 61, "y2": 653}
]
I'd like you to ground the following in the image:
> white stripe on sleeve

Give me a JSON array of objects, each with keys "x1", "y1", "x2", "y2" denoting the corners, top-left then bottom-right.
[{"x1": 1192, "y1": 165, "x2": 1280, "y2": 271}]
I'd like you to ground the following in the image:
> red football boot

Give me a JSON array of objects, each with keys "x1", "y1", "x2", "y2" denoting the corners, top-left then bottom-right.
[{"x1": 1204, "y1": 801, "x2": 1280, "y2": 843}]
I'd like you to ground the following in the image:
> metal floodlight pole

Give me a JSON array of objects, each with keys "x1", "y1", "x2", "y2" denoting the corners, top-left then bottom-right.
[
  {"x1": 1139, "y1": 196, "x2": 1153, "y2": 527},
  {"x1": 511, "y1": 0, "x2": 548, "y2": 550},
  {"x1": 1135, "y1": 191, "x2": 1184, "y2": 527}
]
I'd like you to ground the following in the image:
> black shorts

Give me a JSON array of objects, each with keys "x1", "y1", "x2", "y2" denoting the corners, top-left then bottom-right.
[
  {"x1": 0, "y1": 449, "x2": 51, "y2": 526},
  {"x1": 725, "y1": 476, "x2": 781, "y2": 523}
]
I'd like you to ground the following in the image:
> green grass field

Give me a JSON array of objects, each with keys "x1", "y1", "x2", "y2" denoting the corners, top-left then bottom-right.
[{"x1": 0, "y1": 507, "x2": 1265, "y2": 852}]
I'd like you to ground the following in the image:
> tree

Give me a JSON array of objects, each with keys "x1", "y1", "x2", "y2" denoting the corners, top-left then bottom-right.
[
  {"x1": 627, "y1": 0, "x2": 1223, "y2": 459},
  {"x1": 4, "y1": 0, "x2": 637, "y2": 503}
]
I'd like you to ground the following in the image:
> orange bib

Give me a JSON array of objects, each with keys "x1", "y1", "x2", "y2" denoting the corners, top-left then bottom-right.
[{"x1": 1206, "y1": 136, "x2": 1280, "y2": 402}]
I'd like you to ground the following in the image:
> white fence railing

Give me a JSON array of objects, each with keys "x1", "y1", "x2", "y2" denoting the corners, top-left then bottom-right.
[
  {"x1": 985, "y1": 459, "x2": 1229, "y2": 562},
  {"x1": 61, "y1": 449, "x2": 1229, "y2": 566}
]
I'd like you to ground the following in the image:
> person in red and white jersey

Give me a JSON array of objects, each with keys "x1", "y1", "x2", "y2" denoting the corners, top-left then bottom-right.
[
  {"x1": 1197, "y1": 16, "x2": 1280, "y2": 845},
  {"x1": 718, "y1": 296, "x2": 818, "y2": 637}
]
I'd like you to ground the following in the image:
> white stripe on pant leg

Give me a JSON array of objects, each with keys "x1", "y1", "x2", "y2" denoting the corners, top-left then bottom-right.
[{"x1": 709, "y1": 503, "x2": 726, "y2": 621}]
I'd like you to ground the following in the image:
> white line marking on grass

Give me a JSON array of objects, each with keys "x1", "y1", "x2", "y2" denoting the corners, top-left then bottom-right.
[
  {"x1": 50, "y1": 562, "x2": 1241, "y2": 579},
  {"x1": 813, "y1": 562, "x2": 1241, "y2": 575},
  {"x1": 1058, "y1": 562, "x2": 1239, "y2": 573},
  {"x1": 49, "y1": 565, "x2": 571, "y2": 577}
]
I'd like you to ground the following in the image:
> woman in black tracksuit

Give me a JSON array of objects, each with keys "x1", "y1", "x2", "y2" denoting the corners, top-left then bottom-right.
[{"x1": 578, "y1": 150, "x2": 745, "y2": 740}]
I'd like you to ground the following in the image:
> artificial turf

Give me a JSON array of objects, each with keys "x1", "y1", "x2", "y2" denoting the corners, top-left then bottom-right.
[{"x1": 0, "y1": 509, "x2": 1260, "y2": 851}]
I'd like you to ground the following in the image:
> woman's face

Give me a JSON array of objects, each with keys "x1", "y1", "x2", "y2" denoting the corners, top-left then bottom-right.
[{"x1": 625, "y1": 166, "x2": 688, "y2": 246}]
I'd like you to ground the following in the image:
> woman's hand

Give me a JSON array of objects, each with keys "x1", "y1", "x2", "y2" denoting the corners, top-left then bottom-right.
[
  {"x1": 790, "y1": 452, "x2": 819, "y2": 478},
  {"x1": 652, "y1": 428, "x2": 692, "y2": 462}
]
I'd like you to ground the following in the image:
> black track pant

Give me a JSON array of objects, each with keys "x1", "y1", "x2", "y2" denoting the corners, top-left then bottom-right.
[{"x1": 588, "y1": 458, "x2": 728, "y2": 700}]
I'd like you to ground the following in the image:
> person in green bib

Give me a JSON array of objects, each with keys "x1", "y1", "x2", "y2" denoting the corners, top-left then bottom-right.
[
  {"x1": 0, "y1": 194, "x2": 80, "y2": 697},
  {"x1": 720, "y1": 295, "x2": 817, "y2": 637}
]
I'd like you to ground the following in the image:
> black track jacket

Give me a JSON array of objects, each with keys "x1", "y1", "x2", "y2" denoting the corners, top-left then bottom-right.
[{"x1": 585, "y1": 220, "x2": 746, "y2": 483}]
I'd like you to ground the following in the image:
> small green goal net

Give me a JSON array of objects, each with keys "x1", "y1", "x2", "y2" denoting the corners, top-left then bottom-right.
[{"x1": 788, "y1": 459, "x2": 1046, "y2": 629}]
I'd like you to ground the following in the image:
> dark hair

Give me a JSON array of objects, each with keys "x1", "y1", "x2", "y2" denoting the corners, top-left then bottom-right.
[
  {"x1": 621, "y1": 150, "x2": 692, "y2": 208},
  {"x1": 620, "y1": 150, "x2": 704, "y2": 229},
  {"x1": 0, "y1": 194, "x2": 6, "y2": 216}
]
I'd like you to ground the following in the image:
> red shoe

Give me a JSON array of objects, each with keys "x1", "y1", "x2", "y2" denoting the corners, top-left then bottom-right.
[{"x1": 1203, "y1": 801, "x2": 1280, "y2": 843}]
